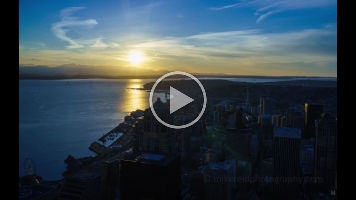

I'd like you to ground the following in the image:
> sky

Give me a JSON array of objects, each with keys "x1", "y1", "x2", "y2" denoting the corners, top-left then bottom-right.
[{"x1": 19, "y1": 0, "x2": 337, "y2": 77}]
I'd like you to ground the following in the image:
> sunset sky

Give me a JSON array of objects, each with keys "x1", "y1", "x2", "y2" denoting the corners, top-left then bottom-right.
[{"x1": 19, "y1": 0, "x2": 337, "y2": 77}]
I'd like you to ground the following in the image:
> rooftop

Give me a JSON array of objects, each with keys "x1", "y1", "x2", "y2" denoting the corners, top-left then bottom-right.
[
  {"x1": 274, "y1": 127, "x2": 301, "y2": 139},
  {"x1": 139, "y1": 153, "x2": 166, "y2": 161},
  {"x1": 205, "y1": 161, "x2": 232, "y2": 171},
  {"x1": 260, "y1": 114, "x2": 271, "y2": 118},
  {"x1": 69, "y1": 171, "x2": 101, "y2": 181},
  {"x1": 124, "y1": 152, "x2": 180, "y2": 166}
]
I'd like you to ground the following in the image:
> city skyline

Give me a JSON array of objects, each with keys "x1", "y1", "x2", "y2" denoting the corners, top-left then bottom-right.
[{"x1": 19, "y1": 0, "x2": 337, "y2": 77}]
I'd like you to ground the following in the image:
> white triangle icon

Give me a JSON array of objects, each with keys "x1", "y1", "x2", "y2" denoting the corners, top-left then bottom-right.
[{"x1": 170, "y1": 86, "x2": 194, "y2": 114}]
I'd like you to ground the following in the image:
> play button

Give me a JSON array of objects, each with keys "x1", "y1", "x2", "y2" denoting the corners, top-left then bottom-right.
[
  {"x1": 169, "y1": 86, "x2": 194, "y2": 114},
  {"x1": 149, "y1": 71, "x2": 207, "y2": 129}
]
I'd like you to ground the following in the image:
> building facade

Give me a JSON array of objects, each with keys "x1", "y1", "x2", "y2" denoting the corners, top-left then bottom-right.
[
  {"x1": 273, "y1": 127, "x2": 302, "y2": 200},
  {"x1": 314, "y1": 113, "x2": 337, "y2": 191}
]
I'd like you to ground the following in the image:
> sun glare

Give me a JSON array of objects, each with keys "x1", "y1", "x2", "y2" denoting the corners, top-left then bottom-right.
[{"x1": 128, "y1": 50, "x2": 144, "y2": 65}]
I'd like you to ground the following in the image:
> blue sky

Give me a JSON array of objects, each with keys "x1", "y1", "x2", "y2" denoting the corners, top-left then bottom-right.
[{"x1": 19, "y1": 0, "x2": 337, "y2": 77}]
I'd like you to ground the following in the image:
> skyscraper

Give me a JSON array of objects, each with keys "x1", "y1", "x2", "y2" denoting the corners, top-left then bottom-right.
[
  {"x1": 201, "y1": 159, "x2": 236, "y2": 200},
  {"x1": 120, "y1": 153, "x2": 181, "y2": 200},
  {"x1": 138, "y1": 98, "x2": 177, "y2": 154},
  {"x1": 58, "y1": 171, "x2": 102, "y2": 200},
  {"x1": 120, "y1": 97, "x2": 181, "y2": 200},
  {"x1": 286, "y1": 108, "x2": 295, "y2": 127},
  {"x1": 260, "y1": 114, "x2": 273, "y2": 141},
  {"x1": 314, "y1": 113, "x2": 337, "y2": 191},
  {"x1": 304, "y1": 103, "x2": 323, "y2": 139},
  {"x1": 259, "y1": 97, "x2": 264, "y2": 116},
  {"x1": 263, "y1": 98, "x2": 275, "y2": 115},
  {"x1": 273, "y1": 127, "x2": 301, "y2": 200}
]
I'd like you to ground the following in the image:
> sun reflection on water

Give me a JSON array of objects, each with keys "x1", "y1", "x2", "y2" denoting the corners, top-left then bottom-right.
[{"x1": 117, "y1": 79, "x2": 166, "y2": 113}]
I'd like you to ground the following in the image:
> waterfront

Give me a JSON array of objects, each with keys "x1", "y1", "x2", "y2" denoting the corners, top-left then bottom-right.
[
  {"x1": 19, "y1": 79, "x2": 166, "y2": 181},
  {"x1": 19, "y1": 77, "x2": 336, "y2": 181}
]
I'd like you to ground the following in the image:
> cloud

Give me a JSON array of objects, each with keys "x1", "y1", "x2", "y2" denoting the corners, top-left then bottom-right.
[
  {"x1": 210, "y1": 0, "x2": 336, "y2": 23},
  {"x1": 209, "y1": 0, "x2": 259, "y2": 10},
  {"x1": 91, "y1": 38, "x2": 109, "y2": 48},
  {"x1": 91, "y1": 38, "x2": 121, "y2": 49},
  {"x1": 130, "y1": 26, "x2": 336, "y2": 65},
  {"x1": 256, "y1": 11, "x2": 279, "y2": 24},
  {"x1": 51, "y1": 7, "x2": 98, "y2": 49}
]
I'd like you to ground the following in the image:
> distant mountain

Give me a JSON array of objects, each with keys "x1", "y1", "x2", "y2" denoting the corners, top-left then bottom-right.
[
  {"x1": 19, "y1": 64, "x2": 337, "y2": 80},
  {"x1": 19, "y1": 64, "x2": 170, "y2": 79}
]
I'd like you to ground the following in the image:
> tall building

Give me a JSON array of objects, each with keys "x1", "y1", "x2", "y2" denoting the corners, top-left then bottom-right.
[
  {"x1": 259, "y1": 114, "x2": 273, "y2": 141},
  {"x1": 58, "y1": 171, "x2": 102, "y2": 200},
  {"x1": 138, "y1": 98, "x2": 177, "y2": 154},
  {"x1": 280, "y1": 116, "x2": 286, "y2": 127},
  {"x1": 300, "y1": 140, "x2": 314, "y2": 176},
  {"x1": 226, "y1": 128, "x2": 249, "y2": 160},
  {"x1": 259, "y1": 158, "x2": 274, "y2": 192},
  {"x1": 234, "y1": 106, "x2": 243, "y2": 124},
  {"x1": 200, "y1": 159, "x2": 237, "y2": 200},
  {"x1": 304, "y1": 103, "x2": 323, "y2": 139},
  {"x1": 263, "y1": 98, "x2": 275, "y2": 115},
  {"x1": 273, "y1": 127, "x2": 301, "y2": 200},
  {"x1": 286, "y1": 108, "x2": 295, "y2": 127},
  {"x1": 120, "y1": 153, "x2": 181, "y2": 200},
  {"x1": 259, "y1": 97, "x2": 264, "y2": 116},
  {"x1": 272, "y1": 115, "x2": 286, "y2": 127},
  {"x1": 314, "y1": 113, "x2": 337, "y2": 191},
  {"x1": 175, "y1": 115, "x2": 192, "y2": 155},
  {"x1": 271, "y1": 114, "x2": 277, "y2": 127},
  {"x1": 227, "y1": 112, "x2": 236, "y2": 129},
  {"x1": 225, "y1": 112, "x2": 250, "y2": 160},
  {"x1": 250, "y1": 106, "x2": 259, "y2": 117},
  {"x1": 293, "y1": 116, "x2": 304, "y2": 129}
]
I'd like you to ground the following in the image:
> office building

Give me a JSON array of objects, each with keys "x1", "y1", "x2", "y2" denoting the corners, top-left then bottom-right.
[
  {"x1": 200, "y1": 159, "x2": 237, "y2": 200},
  {"x1": 263, "y1": 98, "x2": 275, "y2": 115},
  {"x1": 286, "y1": 108, "x2": 295, "y2": 127},
  {"x1": 259, "y1": 158, "x2": 274, "y2": 192},
  {"x1": 58, "y1": 171, "x2": 102, "y2": 200},
  {"x1": 273, "y1": 127, "x2": 301, "y2": 200},
  {"x1": 304, "y1": 103, "x2": 323, "y2": 139},
  {"x1": 314, "y1": 113, "x2": 337, "y2": 191},
  {"x1": 259, "y1": 114, "x2": 273, "y2": 141},
  {"x1": 174, "y1": 115, "x2": 192, "y2": 154},
  {"x1": 271, "y1": 115, "x2": 279, "y2": 127},
  {"x1": 300, "y1": 140, "x2": 314, "y2": 176},
  {"x1": 138, "y1": 98, "x2": 177, "y2": 154},
  {"x1": 120, "y1": 153, "x2": 181, "y2": 200},
  {"x1": 259, "y1": 97, "x2": 264, "y2": 116},
  {"x1": 226, "y1": 128, "x2": 249, "y2": 160},
  {"x1": 226, "y1": 111, "x2": 250, "y2": 160}
]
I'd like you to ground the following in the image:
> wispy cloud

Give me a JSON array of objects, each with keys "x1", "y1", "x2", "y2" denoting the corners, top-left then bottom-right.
[
  {"x1": 27, "y1": 42, "x2": 46, "y2": 48},
  {"x1": 51, "y1": 7, "x2": 98, "y2": 49},
  {"x1": 209, "y1": 0, "x2": 259, "y2": 10},
  {"x1": 91, "y1": 38, "x2": 120, "y2": 49},
  {"x1": 130, "y1": 26, "x2": 336, "y2": 66},
  {"x1": 210, "y1": 0, "x2": 336, "y2": 23},
  {"x1": 256, "y1": 11, "x2": 279, "y2": 24}
]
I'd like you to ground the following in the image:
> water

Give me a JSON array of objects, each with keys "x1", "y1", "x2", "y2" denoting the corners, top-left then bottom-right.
[
  {"x1": 19, "y1": 77, "x2": 336, "y2": 181},
  {"x1": 19, "y1": 79, "x2": 166, "y2": 181}
]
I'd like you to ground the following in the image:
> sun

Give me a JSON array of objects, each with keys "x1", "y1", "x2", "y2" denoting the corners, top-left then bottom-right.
[{"x1": 128, "y1": 50, "x2": 145, "y2": 65}]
